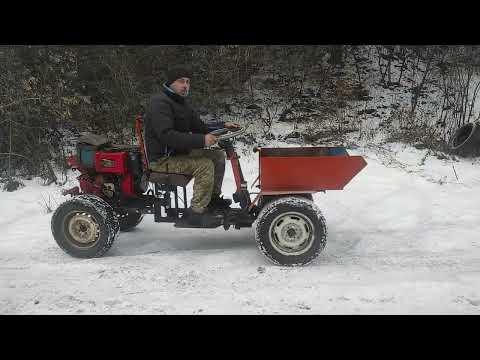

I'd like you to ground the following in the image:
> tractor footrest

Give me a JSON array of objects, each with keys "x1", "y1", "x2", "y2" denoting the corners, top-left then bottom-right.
[{"x1": 174, "y1": 217, "x2": 223, "y2": 229}]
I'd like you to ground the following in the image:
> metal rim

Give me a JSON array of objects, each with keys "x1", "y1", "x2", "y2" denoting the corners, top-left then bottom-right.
[
  {"x1": 65, "y1": 211, "x2": 100, "y2": 248},
  {"x1": 268, "y1": 211, "x2": 315, "y2": 256}
]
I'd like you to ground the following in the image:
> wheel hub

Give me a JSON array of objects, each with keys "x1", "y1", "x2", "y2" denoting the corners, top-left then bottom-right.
[
  {"x1": 67, "y1": 213, "x2": 99, "y2": 244},
  {"x1": 281, "y1": 223, "x2": 304, "y2": 246},
  {"x1": 286, "y1": 228, "x2": 296, "y2": 237}
]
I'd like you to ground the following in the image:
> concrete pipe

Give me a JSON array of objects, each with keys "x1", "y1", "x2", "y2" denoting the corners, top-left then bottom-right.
[{"x1": 450, "y1": 122, "x2": 480, "y2": 157}]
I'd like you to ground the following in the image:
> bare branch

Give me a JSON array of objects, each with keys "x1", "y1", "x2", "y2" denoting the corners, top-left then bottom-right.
[{"x1": 0, "y1": 97, "x2": 41, "y2": 110}]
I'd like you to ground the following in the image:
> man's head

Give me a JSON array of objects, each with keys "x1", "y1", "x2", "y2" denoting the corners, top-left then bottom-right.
[{"x1": 165, "y1": 66, "x2": 193, "y2": 97}]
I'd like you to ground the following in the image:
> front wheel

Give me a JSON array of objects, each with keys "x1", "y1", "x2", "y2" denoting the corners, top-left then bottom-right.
[
  {"x1": 257, "y1": 194, "x2": 313, "y2": 212},
  {"x1": 51, "y1": 194, "x2": 120, "y2": 258},
  {"x1": 254, "y1": 196, "x2": 327, "y2": 266}
]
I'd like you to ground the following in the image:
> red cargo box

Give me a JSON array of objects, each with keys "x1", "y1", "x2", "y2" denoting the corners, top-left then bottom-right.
[
  {"x1": 95, "y1": 152, "x2": 128, "y2": 174},
  {"x1": 259, "y1": 147, "x2": 367, "y2": 192}
]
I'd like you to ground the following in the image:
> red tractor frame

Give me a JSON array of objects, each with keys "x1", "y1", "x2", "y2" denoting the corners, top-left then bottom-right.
[{"x1": 51, "y1": 116, "x2": 367, "y2": 266}]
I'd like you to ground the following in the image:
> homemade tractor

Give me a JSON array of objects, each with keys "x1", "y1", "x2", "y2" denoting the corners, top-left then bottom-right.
[{"x1": 51, "y1": 116, "x2": 367, "y2": 266}]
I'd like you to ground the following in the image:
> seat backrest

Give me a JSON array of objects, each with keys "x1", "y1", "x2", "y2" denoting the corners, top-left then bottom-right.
[
  {"x1": 134, "y1": 114, "x2": 192, "y2": 187},
  {"x1": 134, "y1": 115, "x2": 150, "y2": 171}
]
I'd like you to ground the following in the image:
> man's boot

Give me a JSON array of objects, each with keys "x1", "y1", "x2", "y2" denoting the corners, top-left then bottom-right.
[{"x1": 207, "y1": 194, "x2": 232, "y2": 211}]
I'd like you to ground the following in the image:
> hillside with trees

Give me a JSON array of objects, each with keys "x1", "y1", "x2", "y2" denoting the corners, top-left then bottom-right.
[{"x1": 2, "y1": 45, "x2": 480, "y2": 190}]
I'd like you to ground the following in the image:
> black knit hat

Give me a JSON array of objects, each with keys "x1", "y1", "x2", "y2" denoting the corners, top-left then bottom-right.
[{"x1": 165, "y1": 65, "x2": 193, "y2": 86}]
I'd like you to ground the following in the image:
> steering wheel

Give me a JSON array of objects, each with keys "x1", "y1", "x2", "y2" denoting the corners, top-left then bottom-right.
[
  {"x1": 209, "y1": 127, "x2": 245, "y2": 141},
  {"x1": 205, "y1": 127, "x2": 245, "y2": 149}
]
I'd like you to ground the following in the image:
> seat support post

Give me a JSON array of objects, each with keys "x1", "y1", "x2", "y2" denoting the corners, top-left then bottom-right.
[
  {"x1": 174, "y1": 186, "x2": 179, "y2": 215},
  {"x1": 183, "y1": 186, "x2": 188, "y2": 209}
]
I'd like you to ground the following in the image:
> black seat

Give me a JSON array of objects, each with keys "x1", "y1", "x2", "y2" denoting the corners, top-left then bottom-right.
[{"x1": 148, "y1": 172, "x2": 192, "y2": 187}]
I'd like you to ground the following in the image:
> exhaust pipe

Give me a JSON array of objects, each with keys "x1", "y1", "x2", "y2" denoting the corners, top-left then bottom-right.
[{"x1": 450, "y1": 121, "x2": 480, "y2": 157}]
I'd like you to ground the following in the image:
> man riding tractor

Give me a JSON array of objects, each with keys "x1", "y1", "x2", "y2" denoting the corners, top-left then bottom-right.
[{"x1": 144, "y1": 65, "x2": 240, "y2": 227}]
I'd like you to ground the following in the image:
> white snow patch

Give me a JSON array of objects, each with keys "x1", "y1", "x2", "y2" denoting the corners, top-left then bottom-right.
[{"x1": 2, "y1": 140, "x2": 480, "y2": 314}]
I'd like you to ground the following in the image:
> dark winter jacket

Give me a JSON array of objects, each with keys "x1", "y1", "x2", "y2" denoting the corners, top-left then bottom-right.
[{"x1": 144, "y1": 85, "x2": 224, "y2": 161}]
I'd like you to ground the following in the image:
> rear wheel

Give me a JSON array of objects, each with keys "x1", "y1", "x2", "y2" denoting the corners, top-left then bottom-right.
[
  {"x1": 116, "y1": 208, "x2": 144, "y2": 232},
  {"x1": 51, "y1": 194, "x2": 120, "y2": 258},
  {"x1": 254, "y1": 196, "x2": 327, "y2": 266}
]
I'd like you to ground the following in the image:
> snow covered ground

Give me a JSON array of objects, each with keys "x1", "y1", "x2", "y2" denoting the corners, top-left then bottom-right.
[{"x1": 2, "y1": 135, "x2": 480, "y2": 315}]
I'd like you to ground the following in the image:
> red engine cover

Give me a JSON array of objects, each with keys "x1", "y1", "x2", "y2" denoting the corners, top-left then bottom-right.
[{"x1": 95, "y1": 152, "x2": 128, "y2": 174}]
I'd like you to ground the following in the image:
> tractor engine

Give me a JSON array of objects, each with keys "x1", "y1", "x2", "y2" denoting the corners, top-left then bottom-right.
[{"x1": 66, "y1": 142, "x2": 146, "y2": 202}]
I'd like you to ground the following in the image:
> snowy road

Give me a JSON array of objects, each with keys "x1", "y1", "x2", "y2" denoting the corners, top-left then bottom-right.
[{"x1": 1, "y1": 143, "x2": 480, "y2": 314}]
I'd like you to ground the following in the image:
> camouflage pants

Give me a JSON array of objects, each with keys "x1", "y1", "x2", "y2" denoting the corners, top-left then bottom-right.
[{"x1": 149, "y1": 149, "x2": 226, "y2": 211}]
